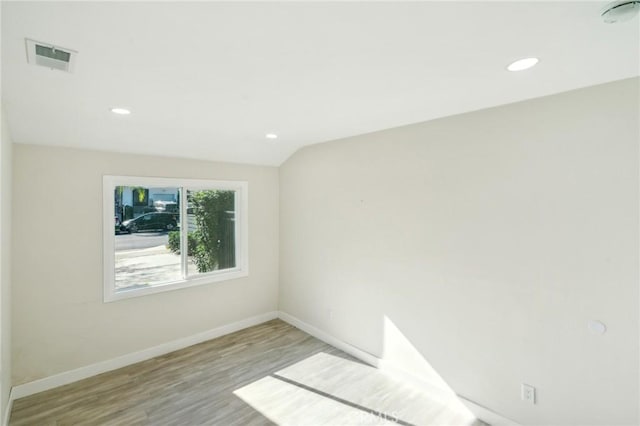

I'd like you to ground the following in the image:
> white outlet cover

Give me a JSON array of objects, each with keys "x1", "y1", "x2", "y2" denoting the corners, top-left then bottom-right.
[
  {"x1": 521, "y1": 384, "x2": 536, "y2": 404},
  {"x1": 588, "y1": 320, "x2": 607, "y2": 334}
]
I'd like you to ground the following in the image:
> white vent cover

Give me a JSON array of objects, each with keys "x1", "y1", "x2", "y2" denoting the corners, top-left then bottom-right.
[{"x1": 25, "y1": 39, "x2": 77, "y2": 72}]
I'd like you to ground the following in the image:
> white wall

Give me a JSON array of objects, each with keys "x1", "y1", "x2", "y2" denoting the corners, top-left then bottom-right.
[
  {"x1": 279, "y1": 78, "x2": 639, "y2": 426},
  {"x1": 0, "y1": 110, "x2": 13, "y2": 423},
  {"x1": 12, "y1": 145, "x2": 279, "y2": 385}
]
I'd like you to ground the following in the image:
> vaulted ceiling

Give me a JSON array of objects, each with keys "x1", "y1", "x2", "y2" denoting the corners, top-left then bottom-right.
[{"x1": 2, "y1": 1, "x2": 638, "y2": 166}]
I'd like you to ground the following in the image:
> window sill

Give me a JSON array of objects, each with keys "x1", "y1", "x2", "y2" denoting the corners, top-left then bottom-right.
[{"x1": 103, "y1": 268, "x2": 249, "y2": 302}]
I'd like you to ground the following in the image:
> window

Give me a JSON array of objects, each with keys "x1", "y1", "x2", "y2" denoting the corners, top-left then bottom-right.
[{"x1": 103, "y1": 176, "x2": 248, "y2": 302}]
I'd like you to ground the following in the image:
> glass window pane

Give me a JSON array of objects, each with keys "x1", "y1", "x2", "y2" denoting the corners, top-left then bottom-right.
[
  {"x1": 114, "y1": 186, "x2": 182, "y2": 291},
  {"x1": 186, "y1": 189, "x2": 237, "y2": 275}
]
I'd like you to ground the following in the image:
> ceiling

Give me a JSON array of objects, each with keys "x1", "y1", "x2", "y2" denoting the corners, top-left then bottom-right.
[{"x1": 2, "y1": 1, "x2": 638, "y2": 166}]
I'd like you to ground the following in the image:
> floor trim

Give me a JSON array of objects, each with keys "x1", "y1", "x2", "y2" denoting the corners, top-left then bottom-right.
[
  {"x1": 3, "y1": 388, "x2": 14, "y2": 426},
  {"x1": 277, "y1": 310, "x2": 520, "y2": 426},
  {"x1": 458, "y1": 395, "x2": 520, "y2": 426},
  {"x1": 10, "y1": 311, "x2": 278, "y2": 401},
  {"x1": 277, "y1": 311, "x2": 380, "y2": 367}
]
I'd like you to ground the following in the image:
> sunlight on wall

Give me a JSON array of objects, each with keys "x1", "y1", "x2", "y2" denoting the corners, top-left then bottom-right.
[
  {"x1": 381, "y1": 315, "x2": 454, "y2": 398},
  {"x1": 381, "y1": 316, "x2": 477, "y2": 419},
  {"x1": 234, "y1": 351, "x2": 480, "y2": 425}
]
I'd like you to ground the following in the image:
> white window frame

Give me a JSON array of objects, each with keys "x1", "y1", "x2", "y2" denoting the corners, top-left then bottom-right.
[{"x1": 103, "y1": 175, "x2": 249, "y2": 302}]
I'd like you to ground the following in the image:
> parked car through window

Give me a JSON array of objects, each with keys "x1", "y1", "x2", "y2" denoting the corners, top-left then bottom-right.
[{"x1": 118, "y1": 212, "x2": 178, "y2": 233}]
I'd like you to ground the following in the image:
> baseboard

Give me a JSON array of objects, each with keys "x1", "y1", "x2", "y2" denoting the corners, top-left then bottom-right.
[
  {"x1": 277, "y1": 311, "x2": 380, "y2": 367},
  {"x1": 458, "y1": 395, "x2": 520, "y2": 426},
  {"x1": 11, "y1": 311, "x2": 278, "y2": 400},
  {"x1": 277, "y1": 310, "x2": 521, "y2": 426},
  {"x1": 3, "y1": 387, "x2": 14, "y2": 426}
]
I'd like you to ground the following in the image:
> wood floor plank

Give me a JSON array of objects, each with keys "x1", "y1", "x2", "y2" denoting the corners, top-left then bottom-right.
[{"x1": 9, "y1": 319, "x2": 483, "y2": 426}]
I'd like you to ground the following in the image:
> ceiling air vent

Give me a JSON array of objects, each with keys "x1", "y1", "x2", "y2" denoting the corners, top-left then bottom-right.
[{"x1": 26, "y1": 38, "x2": 77, "y2": 72}]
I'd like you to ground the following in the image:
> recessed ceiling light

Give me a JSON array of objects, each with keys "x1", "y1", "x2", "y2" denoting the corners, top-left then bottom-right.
[
  {"x1": 111, "y1": 108, "x2": 131, "y2": 115},
  {"x1": 265, "y1": 133, "x2": 278, "y2": 140},
  {"x1": 506, "y1": 57, "x2": 539, "y2": 72}
]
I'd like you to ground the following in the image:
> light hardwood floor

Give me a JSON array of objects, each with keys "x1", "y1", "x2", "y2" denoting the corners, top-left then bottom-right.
[{"x1": 9, "y1": 319, "x2": 483, "y2": 426}]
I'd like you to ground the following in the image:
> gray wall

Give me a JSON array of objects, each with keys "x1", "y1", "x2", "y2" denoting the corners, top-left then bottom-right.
[
  {"x1": 279, "y1": 78, "x2": 639, "y2": 425},
  {"x1": 12, "y1": 145, "x2": 279, "y2": 385}
]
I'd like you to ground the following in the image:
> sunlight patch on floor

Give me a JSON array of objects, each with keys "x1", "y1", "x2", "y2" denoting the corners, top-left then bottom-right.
[
  {"x1": 234, "y1": 351, "x2": 479, "y2": 425},
  {"x1": 234, "y1": 374, "x2": 397, "y2": 425}
]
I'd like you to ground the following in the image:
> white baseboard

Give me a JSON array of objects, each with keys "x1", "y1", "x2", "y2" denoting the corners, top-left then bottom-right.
[
  {"x1": 11, "y1": 311, "x2": 278, "y2": 400},
  {"x1": 458, "y1": 395, "x2": 520, "y2": 426},
  {"x1": 277, "y1": 310, "x2": 520, "y2": 426},
  {"x1": 277, "y1": 311, "x2": 380, "y2": 367},
  {"x1": 3, "y1": 388, "x2": 14, "y2": 426}
]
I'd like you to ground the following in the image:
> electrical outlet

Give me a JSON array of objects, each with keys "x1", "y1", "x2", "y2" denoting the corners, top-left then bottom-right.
[
  {"x1": 328, "y1": 309, "x2": 333, "y2": 320},
  {"x1": 521, "y1": 384, "x2": 536, "y2": 404}
]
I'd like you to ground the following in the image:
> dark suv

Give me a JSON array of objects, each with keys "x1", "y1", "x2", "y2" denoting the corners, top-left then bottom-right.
[{"x1": 119, "y1": 213, "x2": 178, "y2": 233}]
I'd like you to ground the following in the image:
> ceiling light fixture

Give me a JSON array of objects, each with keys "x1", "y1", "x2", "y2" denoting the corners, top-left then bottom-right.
[
  {"x1": 265, "y1": 133, "x2": 278, "y2": 140},
  {"x1": 506, "y1": 57, "x2": 539, "y2": 72},
  {"x1": 111, "y1": 107, "x2": 131, "y2": 115},
  {"x1": 601, "y1": 0, "x2": 640, "y2": 23}
]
